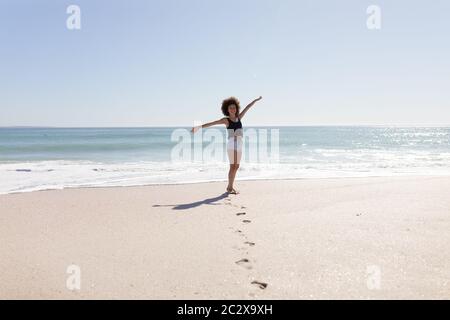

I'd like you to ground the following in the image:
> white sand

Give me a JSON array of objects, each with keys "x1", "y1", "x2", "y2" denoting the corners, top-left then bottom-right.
[{"x1": 0, "y1": 176, "x2": 449, "y2": 299}]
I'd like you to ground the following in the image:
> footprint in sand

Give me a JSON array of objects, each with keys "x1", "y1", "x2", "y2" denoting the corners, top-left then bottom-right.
[
  {"x1": 242, "y1": 220, "x2": 251, "y2": 223},
  {"x1": 232, "y1": 245, "x2": 246, "y2": 251},
  {"x1": 244, "y1": 241, "x2": 255, "y2": 246},
  {"x1": 225, "y1": 202, "x2": 240, "y2": 208},
  {"x1": 234, "y1": 229, "x2": 246, "y2": 238},
  {"x1": 235, "y1": 258, "x2": 252, "y2": 270},
  {"x1": 251, "y1": 281, "x2": 268, "y2": 290},
  {"x1": 236, "y1": 212, "x2": 246, "y2": 216}
]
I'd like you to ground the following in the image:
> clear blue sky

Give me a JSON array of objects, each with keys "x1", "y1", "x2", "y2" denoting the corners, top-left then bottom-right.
[{"x1": 1, "y1": 0, "x2": 449, "y2": 127}]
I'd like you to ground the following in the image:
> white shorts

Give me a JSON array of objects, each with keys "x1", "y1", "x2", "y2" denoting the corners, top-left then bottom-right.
[
  {"x1": 227, "y1": 136, "x2": 243, "y2": 151},
  {"x1": 227, "y1": 136, "x2": 243, "y2": 164}
]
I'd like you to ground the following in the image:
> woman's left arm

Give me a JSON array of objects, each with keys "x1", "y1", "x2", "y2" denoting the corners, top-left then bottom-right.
[{"x1": 239, "y1": 96, "x2": 262, "y2": 119}]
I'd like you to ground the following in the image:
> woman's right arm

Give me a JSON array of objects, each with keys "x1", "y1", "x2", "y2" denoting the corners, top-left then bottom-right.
[{"x1": 191, "y1": 118, "x2": 227, "y2": 133}]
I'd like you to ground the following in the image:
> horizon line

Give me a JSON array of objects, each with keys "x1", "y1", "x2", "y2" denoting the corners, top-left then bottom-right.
[{"x1": 1, "y1": 124, "x2": 450, "y2": 129}]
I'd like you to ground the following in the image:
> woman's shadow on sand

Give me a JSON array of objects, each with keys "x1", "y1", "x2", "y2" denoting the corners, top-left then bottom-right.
[{"x1": 152, "y1": 192, "x2": 229, "y2": 210}]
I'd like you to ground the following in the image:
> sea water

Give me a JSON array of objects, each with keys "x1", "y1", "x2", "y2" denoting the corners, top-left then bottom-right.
[{"x1": 1, "y1": 126, "x2": 449, "y2": 194}]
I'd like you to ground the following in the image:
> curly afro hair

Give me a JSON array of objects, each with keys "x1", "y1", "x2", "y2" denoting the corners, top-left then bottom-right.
[{"x1": 221, "y1": 97, "x2": 240, "y2": 117}]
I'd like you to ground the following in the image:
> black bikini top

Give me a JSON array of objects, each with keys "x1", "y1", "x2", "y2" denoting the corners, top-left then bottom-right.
[{"x1": 226, "y1": 117, "x2": 242, "y2": 131}]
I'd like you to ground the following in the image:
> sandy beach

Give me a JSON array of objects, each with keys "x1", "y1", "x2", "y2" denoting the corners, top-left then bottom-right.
[{"x1": 0, "y1": 176, "x2": 449, "y2": 299}]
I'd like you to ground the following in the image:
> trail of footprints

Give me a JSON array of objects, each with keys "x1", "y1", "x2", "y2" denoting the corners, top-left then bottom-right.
[{"x1": 226, "y1": 198, "x2": 268, "y2": 292}]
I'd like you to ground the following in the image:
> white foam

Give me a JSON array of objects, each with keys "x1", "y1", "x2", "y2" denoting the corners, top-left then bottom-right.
[{"x1": 1, "y1": 152, "x2": 450, "y2": 195}]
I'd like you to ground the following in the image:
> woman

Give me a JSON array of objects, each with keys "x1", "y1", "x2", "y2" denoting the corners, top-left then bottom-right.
[{"x1": 191, "y1": 96, "x2": 263, "y2": 194}]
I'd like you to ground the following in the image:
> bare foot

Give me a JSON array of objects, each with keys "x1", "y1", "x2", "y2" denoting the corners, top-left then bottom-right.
[{"x1": 227, "y1": 187, "x2": 238, "y2": 194}]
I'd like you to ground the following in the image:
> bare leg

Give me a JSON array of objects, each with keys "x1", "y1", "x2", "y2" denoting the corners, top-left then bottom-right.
[
  {"x1": 229, "y1": 164, "x2": 240, "y2": 193},
  {"x1": 226, "y1": 137, "x2": 242, "y2": 193},
  {"x1": 227, "y1": 165, "x2": 234, "y2": 192}
]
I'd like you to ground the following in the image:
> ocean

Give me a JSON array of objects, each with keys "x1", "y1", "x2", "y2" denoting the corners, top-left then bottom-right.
[{"x1": 1, "y1": 126, "x2": 449, "y2": 194}]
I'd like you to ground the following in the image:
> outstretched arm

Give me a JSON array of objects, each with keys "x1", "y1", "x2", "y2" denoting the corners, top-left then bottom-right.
[
  {"x1": 239, "y1": 96, "x2": 262, "y2": 119},
  {"x1": 191, "y1": 118, "x2": 228, "y2": 133}
]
